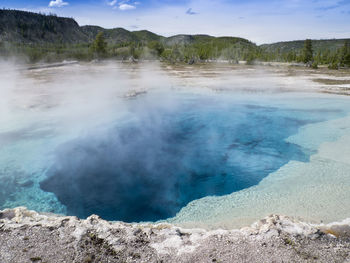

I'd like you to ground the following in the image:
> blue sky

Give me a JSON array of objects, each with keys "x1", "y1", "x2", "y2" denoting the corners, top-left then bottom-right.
[{"x1": 1, "y1": 0, "x2": 350, "y2": 44}]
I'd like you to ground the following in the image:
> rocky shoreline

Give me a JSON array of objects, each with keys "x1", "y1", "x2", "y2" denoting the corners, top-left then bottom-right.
[{"x1": 0, "y1": 207, "x2": 349, "y2": 262}]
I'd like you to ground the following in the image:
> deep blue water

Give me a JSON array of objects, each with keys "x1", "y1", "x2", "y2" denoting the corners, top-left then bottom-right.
[{"x1": 39, "y1": 94, "x2": 343, "y2": 222}]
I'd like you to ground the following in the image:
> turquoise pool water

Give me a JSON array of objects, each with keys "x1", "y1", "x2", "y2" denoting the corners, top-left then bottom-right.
[{"x1": 1, "y1": 88, "x2": 349, "y2": 223}]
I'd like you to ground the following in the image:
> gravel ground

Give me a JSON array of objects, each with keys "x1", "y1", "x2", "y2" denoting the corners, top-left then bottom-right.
[{"x1": 1, "y1": 207, "x2": 349, "y2": 263}]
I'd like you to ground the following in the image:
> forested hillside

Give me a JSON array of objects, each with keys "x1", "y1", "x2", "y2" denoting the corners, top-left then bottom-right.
[
  {"x1": 0, "y1": 9, "x2": 88, "y2": 44},
  {"x1": 0, "y1": 9, "x2": 259, "y2": 62},
  {"x1": 0, "y1": 9, "x2": 349, "y2": 67},
  {"x1": 261, "y1": 39, "x2": 350, "y2": 65}
]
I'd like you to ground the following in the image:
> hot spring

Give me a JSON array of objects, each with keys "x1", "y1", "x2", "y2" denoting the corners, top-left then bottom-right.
[{"x1": 1, "y1": 62, "x2": 350, "y2": 228}]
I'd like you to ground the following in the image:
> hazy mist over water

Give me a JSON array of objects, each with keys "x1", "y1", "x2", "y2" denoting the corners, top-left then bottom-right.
[{"x1": 1, "y1": 61, "x2": 350, "y2": 224}]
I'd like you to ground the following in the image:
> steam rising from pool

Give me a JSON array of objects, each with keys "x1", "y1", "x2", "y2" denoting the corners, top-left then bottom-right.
[
  {"x1": 1, "y1": 61, "x2": 350, "y2": 226},
  {"x1": 40, "y1": 95, "x2": 321, "y2": 221}
]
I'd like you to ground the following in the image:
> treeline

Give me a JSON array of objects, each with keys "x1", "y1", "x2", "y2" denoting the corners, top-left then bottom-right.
[
  {"x1": 259, "y1": 39, "x2": 350, "y2": 69},
  {"x1": 160, "y1": 39, "x2": 258, "y2": 64},
  {"x1": 1, "y1": 9, "x2": 349, "y2": 67},
  {"x1": 0, "y1": 32, "x2": 258, "y2": 63},
  {"x1": 0, "y1": 42, "x2": 92, "y2": 62},
  {"x1": 1, "y1": 9, "x2": 350, "y2": 68},
  {"x1": 1, "y1": 34, "x2": 350, "y2": 69}
]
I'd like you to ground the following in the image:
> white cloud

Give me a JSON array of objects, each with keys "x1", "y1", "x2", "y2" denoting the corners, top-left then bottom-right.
[
  {"x1": 107, "y1": 0, "x2": 137, "y2": 10},
  {"x1": 108, "y1": 0, "x2": 118, "y2": 6},
  {"x1": 49, "y1": 0, "x2": 69, "y2": 8},
  {"x1": 119, "y1": 3, "x2": 136, "y2": 10}
]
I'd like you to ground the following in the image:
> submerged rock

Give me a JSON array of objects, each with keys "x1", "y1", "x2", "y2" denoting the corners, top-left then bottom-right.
[{"x1": 0, "y1": 207, "x2": 349, "y2": 262}]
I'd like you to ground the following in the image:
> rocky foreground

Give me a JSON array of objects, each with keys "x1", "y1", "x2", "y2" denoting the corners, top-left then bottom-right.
[{"x1": 0, "y1": 208, "x2": 350, "y2": 263}]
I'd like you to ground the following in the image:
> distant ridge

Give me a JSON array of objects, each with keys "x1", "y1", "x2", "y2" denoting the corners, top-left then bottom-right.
[
  {"x1": 0, "y1": 9, "x2": 88, "y2": 44},
  {"x1": 1, "y1": 9, "x2": 349, "y2": 49},
  {"x1": 261, "y1": 39, "x2": 350, "y2": 54},
  {"x1": 0, "y1": 9, "x2": 254, "y2": 46},
  {"x1": 1, "y1": 9, "x2": 349, "y2": 66}
]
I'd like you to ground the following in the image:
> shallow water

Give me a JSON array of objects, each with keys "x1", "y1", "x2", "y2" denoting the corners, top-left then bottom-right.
[{"x1": 1, "y1": 63, "x2": 350, "y2": 226}]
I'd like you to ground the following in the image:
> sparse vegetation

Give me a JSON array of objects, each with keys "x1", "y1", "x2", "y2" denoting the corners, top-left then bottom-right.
[
  {"x1": 328, "y1": 61, "x2": 339, "y2": 70},
  {"x1": 30, "y1": 257, "x2": 42, "y2": 262},
  {"x1": 311, "y1": 61, "x2": 318, "y2": 69}
]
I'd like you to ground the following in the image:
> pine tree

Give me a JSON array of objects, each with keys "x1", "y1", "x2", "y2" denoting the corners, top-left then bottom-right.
[
  {"x1": 147, "y1": 41, "x2": 164, "y2": 56},
  {"x1": 321, "y1": 49, "x2": 331, "y2": 64},
  {"x1": 303, "y1": 39, "x2": 313, "y2": 64},
  {"x1": 287, "y1": 51, "x2": 296, "y2": 62},
  {"x1": 340, "y1": 40, "x2": 350, "y2": 67},
  {"x1": 91, "y1": 32, "x2": 107, "y2": 57}
]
